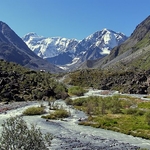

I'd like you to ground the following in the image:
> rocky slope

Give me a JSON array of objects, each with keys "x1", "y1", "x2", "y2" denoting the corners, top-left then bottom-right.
[
  {"x1": 0, "y1": 60, "x2": 68, "y2": 103},
  {"x1": 0, "y1": 21, "x2": 62, "y2": 73},
  {"x1": 67, "y1": 69, "x2": 150, "y2": 94},
  {"x1": 23, "y1": 29, "x2": 127, "y2": 69}
]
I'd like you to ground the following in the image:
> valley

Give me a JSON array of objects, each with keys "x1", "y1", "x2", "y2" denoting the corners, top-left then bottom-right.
[
  {"x1": 23, "y1": 29, "x2": 127, "y2": 70},
  {"x1": 0, "y1": 14, "x2": 150, "y2": 150}
]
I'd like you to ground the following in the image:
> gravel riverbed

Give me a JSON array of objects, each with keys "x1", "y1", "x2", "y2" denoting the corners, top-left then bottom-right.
[{"x1": 0, "y1": 90, "x2": 150, "y2": 149}]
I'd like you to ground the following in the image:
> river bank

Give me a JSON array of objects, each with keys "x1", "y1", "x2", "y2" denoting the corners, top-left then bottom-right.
[
  {"x1": 0, "y1": 101, "x2": 37, "y2": 114},
  {"x1": 1, "y1": 90, "x2": 150, "y2": 149}
]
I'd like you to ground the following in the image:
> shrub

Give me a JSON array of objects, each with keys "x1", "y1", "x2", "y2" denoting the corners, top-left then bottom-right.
[
  {"x1": 23, "y1": 106, "x2": 45, "y2": 115},
  {"x1": 68, "y1": 86, "x2": 86, "y2": 96},
  {"x1": 136, "y1": 109, "x2": 146, "y2": 116},
  {"x1": 42, "y1": 109, "x2": 70, "y2": 120},
  {"x1": 124, "y1": 108, "x2": 146, "y2": 116},
  {"x1": 0, "y1": 116, "x2": 53, "y2": 150},
  {"x1": 72, "y1": 97, "x2": 88, "y2": 106},
  {"x1": 124, "y1": 108, "x2": 138, "y2": 115},
  {"x1": 65, "y1": 98, "x2": 73, "y2": 105}
]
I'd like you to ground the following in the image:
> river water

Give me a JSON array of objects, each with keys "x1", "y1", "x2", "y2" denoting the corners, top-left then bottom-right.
[{"x1": 0, "y1": 90, "x2": 150, "y2": 149}]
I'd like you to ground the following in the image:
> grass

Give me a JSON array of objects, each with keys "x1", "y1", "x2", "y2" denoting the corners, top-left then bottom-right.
[
  {"x1": 42, "y1": 109, "x2": 70, "y2": 120},
  {"x1": 138, "y1": 101, "x2": 150, "y2": 109},
  {"x1": 23, "y1": 106, "x2": 45, "y2": 115},
  {"x1": 72, "y1": 95, "x2": 150, "y2": 140},
  {"x1": 133, "y1": 33, "x2": 150, "y2": 50},
  {"x1": 79, "y1": 113, "x2": 150, "y2": 139},
  {"x1": 68, "y1": 86, "x2": 87, "y2": 96}
]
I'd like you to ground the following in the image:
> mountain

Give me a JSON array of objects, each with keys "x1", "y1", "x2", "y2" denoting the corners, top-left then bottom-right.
[
  {"x1": 68, "y1": 15, "x2": 150, "y2": 95},
  {"x1": 0, "y1": 21, "x2": 62, "y2": 73},
  {"x1": 23, "y1": 29, "x2": 127, "y2": 70},
  {"x1": 85, "y1": 15, "x2": 150, "y2": 71}
]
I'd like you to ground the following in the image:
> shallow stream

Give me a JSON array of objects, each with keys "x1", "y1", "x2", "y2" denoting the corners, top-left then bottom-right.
[{"x1": 0, "y1": 90, "x2": 150, "y2": 149}]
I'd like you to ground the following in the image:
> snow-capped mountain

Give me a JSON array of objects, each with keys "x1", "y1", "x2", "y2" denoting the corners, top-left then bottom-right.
[
  {"x1": 23, "y1": 33, "x2": 78, "y2": 58},
  {"x1": 0, "y1": 21, "x2": 61, "y2": 73},
  {"x1": 23, "y1": 29, "x2": 128, "y2": 69},
  {"x1": 80, "y1": 28, "x2": 127, "y2": 55}
]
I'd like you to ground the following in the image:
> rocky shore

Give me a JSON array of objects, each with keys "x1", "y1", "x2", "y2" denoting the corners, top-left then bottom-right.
[
  {"x1": 0, "y1": 101, "x2": 36, "y2": 114},
  {"x1": 52, "y1": 134, "x2": 140, "y2": 150}
]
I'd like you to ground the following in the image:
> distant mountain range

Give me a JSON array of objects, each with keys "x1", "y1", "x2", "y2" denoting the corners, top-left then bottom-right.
[
  {"x1": 23, "y1": 29, "x2": 128, "y2": 70},
  {"x1": 0, "y1": 15, "x2": 149, "y2": 73},
  {"x1": 80, "y1": 15, "x2": 150, "y2": 71},
  {"x1": 0, "y1": 21, "x2": 62, "y2": 73}
]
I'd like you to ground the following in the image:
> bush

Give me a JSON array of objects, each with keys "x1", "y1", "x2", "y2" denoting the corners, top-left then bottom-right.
[
  {"x1": 65, "y1": 98, "x2": 73, "y2": 105},
  {"x1": 136, "y1": 109, "x2": 146, "y2": 116},
  {"x1": 23, "y1": 106, "x2": 45, "y2": 115},
  {"x1": 68, "y1": 86, "x2": 86, "y2": 96},
  {"x1": 72, "y1": 98, "x2": 88, "y2": 106},
  {"x1": 124, "y1": 108, "x2": 138, "y2": 115},
  {"x1": 124, "y1": 108, "x2": 145, "y2": 116},
  {"x1": 0, "y1": 116, "x2": 53, "y2": 150},
  {"x1": 0, "y1": 60, "x2": 68, "y2": 103},
  {"x1": 42, "y1": 109, "x2": 70, "y2": 120}
]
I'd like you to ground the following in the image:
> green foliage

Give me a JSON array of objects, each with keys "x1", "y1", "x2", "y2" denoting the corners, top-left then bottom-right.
[
  {"x1": 72, "y1": 97, "x2": 89, "y2": 106},
  {"x1": 123, "y1": 108, "x2": 146, "y2": 116},
  {"x1": 68, "y1": 69, "x2": 104, "y2": 88},
  {"x1": 138, "y1": 102, "x2": 150, "y2": 109},
  {"x1": 68, "y1": 86, "x2": 86, "y2": 96},
  {"x1": 72, "y1": 95, "x2": 134, "y2": 115},
  {"x1": 67, "y1": 69, "x2": 129, "y2": 91},
  {"x1": 23, "y1": 106, "x2": 45, "y2": 115},
  {"x1": 67, "y1": 68, "x2": 150, "y2": 94},
  {"x1": 129, "y1": 49, "x2": 150, "y2": 70},
  {"x1": 0, "y1": 60, "x2": 68, "y2": 102},
  {"x1": 145, "y1": 111, "x2": 150, "y2": 125},
  {"x1": 65, "y1": 97, "x2": 73, "y2": 105},
  {"x1": 0, "y1": 116, "x2": 53, "y2": 150},
  {"x1": 71, "y1": 95, "x2": 150, "y2": 140},
  {"x1": 42, "y1": 108, "x2": 70, "y2": 120},
  {"x1": 109, "y1": 96, "x2": 122, "y2": 114},
  {"x1": 133, "y1": 33, "x2": 150, "y2": 50}
]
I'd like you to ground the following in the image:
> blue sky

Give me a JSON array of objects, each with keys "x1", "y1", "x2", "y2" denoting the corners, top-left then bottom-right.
[{"x1": 0, "y1": 0, "x2": 149, "y2": 40}]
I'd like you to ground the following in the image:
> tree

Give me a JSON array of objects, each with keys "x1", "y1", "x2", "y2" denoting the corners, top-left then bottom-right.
[{"x1": 0, "y1": 116, "x2": 53, "y2": 150}]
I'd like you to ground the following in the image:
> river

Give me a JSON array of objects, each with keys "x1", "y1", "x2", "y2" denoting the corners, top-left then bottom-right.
[{"x1": 0, "y1": 90, "x2": 150, "y2": 149}]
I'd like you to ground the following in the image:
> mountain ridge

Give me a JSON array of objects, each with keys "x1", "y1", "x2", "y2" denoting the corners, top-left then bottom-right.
[
  {"x1": 23, "y1": 28, "x2": 128, "y2": 70},
  {"x1": 0, "y1": 21, "x2": 62, "y2": 73}
]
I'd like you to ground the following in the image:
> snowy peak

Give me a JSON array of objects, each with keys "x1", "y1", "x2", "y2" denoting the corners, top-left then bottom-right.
[
  {"x1": 23, "y1": 33, "x2": 79, "y2": 58},
  {"x1": 23, "y1": 32, "x2": 40, "y2": 41},
  {"x1": 83, "y1": 28, "x2": 127, "y2": 55},
  {"x1": 23, "y1": 29, "x2": 128, "y2": 68}
]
